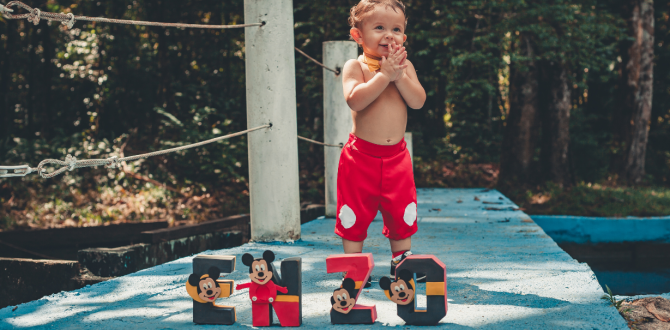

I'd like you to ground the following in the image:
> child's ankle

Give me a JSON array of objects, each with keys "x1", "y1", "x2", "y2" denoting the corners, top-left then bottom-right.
[{"x1": 392, "y1": 250, "x2": 409, "y2": 259}]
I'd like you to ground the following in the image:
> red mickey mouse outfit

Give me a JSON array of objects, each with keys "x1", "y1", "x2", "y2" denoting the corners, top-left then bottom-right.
[
  {"x1": 236, "y1": 281, "x2": 288, "y2": 303},
  {"x1": 335, "y1": 133, "x2": 418, "y2": 241}
]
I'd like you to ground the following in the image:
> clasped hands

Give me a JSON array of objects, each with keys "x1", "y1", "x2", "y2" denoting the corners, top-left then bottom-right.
[{"x1": 379, "y1": 43, "x2": 408, "y2": 82}]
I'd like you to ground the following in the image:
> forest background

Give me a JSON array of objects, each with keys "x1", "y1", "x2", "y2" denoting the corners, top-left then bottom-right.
[{"x1": 1, "y1": 0, "x2": 669, "y2": 231}]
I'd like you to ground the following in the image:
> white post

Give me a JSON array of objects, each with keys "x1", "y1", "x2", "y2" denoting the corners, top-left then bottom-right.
[
  {"x1": 323, "y1": 41, "x2": 357, "y2": 218},
  {"x1": 404, "y1": 132, "x2": 413, "y2": 166},
  {"x1": 244, "y1": 0, "x2": 300, "y2": 241}
]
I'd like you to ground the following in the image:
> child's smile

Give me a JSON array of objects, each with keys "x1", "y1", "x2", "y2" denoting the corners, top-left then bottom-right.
[{"x1": 352, "y1": 6, "x2": 407, "y2": 58}]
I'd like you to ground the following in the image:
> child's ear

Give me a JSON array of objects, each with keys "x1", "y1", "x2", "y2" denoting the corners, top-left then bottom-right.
[
  {"x1": 403, "y1": 34, "x2": 407, "y2": 43},
  {"x1": 350, "y1": 28, "x2": 363, "y2": 44}
]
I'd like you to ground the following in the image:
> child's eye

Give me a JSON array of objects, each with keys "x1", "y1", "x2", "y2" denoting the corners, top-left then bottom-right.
[
  {"x1": 394, "y1": 28, "x2": 401, "y2": 32},
  {"x1": 375, "y1": 25, "x2": 383, "y2": 30}
]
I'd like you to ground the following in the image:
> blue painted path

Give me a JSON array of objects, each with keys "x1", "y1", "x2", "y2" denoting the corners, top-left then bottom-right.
[{"x1": 0, "y1": 189, "x2": 627, "y2": 329}]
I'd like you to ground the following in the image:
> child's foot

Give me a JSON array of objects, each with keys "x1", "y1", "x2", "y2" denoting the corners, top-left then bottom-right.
[
  {"x1": 390, "y1": 251, "x2": 426, "y2": 282},
  {"x1": 342, "y1": 272, "x2": 372, "y2": 288}
]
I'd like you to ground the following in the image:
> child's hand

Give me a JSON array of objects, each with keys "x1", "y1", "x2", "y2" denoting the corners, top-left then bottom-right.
[{"x1": 379, "y1": 43, "x2": 408, "y2": 82}]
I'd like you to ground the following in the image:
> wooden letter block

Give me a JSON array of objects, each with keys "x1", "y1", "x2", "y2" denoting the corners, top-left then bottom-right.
[
  {"x1": 326, "y1": 253, "x2": 377, "y2": 324},
  {"x1": 186, "y1": 255, "x2": 237, "y2": 325},
  {"x1": 272, "y1": 257, "x2": 302, "y2": 327},
  {"x1": 236, "y1": 250, "x2": 301, "y2": 327},
  {"x1": 395, "y1": 255, "x2": 448, "y2": 325}
]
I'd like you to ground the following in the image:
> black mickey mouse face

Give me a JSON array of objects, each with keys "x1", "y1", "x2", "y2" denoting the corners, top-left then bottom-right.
[
  {"x1": 379, "y1": 269, "x2": 415, "y2": 305},
  {"x1": 331, "y1": 278, "x2": 357, "y2": 314},
  {"x1": 242, "y1": 250, "x2": 275, "y2": 285}
]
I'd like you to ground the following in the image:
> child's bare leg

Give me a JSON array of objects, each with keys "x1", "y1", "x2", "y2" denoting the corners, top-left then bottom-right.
[
  {"x1": 342, "y1": 238, "x2": 364, "y2": 254},
  {"x1": 389, "y1": 237, "x2": 411, "y2": 253}
]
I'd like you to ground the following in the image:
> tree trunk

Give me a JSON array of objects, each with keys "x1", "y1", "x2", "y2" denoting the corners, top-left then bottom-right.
[
  {"x1": 619, "y1": 0, "x2": 655, "y2": 184},
  {"x1": 540, "y1": 61, "x2": 572, "y2": 187},
  {"x1": 41, "y1": 23, "x2": 54, "y2": 139},
  {"x1": 27, "y1": 26, "x2": 39, "y2": 135},
  {"x1": 0, "y1": 21, "x2": 13, "y2": 139},
  {"x1": 499, "y1": 34, "x2": 539, "y2": 186}
]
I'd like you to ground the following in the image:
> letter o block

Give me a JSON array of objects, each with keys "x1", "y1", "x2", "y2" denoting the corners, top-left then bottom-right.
[{"x1": 395, "y1": 255, "x2": 447, "y2": 325}]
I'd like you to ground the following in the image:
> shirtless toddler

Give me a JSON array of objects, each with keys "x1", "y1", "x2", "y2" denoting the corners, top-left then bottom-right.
[{"x1": 336, "y1": 0, "x2": 426, "y2": 281}]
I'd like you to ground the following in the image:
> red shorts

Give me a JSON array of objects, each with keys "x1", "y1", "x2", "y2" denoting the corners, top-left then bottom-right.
[{"x1": 335, "y1": 133, "x2": 418, "y2": 241}]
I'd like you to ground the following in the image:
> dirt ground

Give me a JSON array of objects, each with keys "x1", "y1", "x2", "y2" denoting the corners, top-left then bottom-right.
[{"x1": 620, "y1": 297, "x2": 670, "y2": 330}]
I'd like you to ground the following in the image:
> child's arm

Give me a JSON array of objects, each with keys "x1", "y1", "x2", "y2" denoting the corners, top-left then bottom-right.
[
  {"x1": 342, "y1": 60, "x2": 390, "y2": 111},
  {"x1": 342, "y1": 50, "x2": 408, "y2": 112},
  {"x1": 394, "y1": 59, "x2": 426, "y2": 109}
]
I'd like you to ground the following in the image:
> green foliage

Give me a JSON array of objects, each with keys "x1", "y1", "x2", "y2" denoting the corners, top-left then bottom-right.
[
  {"x1": 0, "y1": 0, "x2": 668, "y2": 230},
  {"x1": 601, "y1": 285, "x2": 624, "y2": 309},
  {"x1": 506, "y1": 182, "x2": 670, "y2": 217}
]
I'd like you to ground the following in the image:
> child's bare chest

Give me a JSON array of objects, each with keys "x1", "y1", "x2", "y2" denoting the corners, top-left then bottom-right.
[{"x1": 358, "y1": 61, "x2": 406, "y2": 110}]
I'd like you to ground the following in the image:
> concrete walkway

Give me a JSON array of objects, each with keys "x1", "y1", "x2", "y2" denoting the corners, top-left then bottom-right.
[{"x1": 0, "y1": 189, "x2": 627, "y2": 329}]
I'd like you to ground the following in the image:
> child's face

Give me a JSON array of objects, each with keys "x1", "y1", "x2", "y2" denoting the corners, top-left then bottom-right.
[{"x1": 351, "y1": 6, "x2": 407, "y2": 57}]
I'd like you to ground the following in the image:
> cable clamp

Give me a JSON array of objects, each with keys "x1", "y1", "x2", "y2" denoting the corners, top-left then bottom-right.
[
  {"x1": 105, "y1": 156, "x2": 120, "y2": 169},
  {"x1": 0, "y1": 165, "x2": 33, "y2": 178},
  {"x1": 61, "y1": 13, "x2": 75, "y2": 29},
  {"x1": 29, "y1": 8, "x2": 40, "y2": 25},
  {"x1": 64, "y1": 154, "x2": 77, "y2": 171},
  {"x1": 0, "y1": 4, "x2": 13, "y2": 14}
]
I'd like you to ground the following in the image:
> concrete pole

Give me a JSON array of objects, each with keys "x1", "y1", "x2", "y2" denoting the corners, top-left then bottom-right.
[
  {"x1": 404, "y1": 132, "x2": 413, "y2": 166},
  {"x1": 244, "y1": 0, "x2": 300, "y2": 241},
  {"x1": 323, "y1": 41, "x2": 357, "y2": 218}
]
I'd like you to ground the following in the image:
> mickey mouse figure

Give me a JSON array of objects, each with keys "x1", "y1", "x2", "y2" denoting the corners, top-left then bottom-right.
[
  {"x1": 186, "y1": 266, "x2": 226, "y2": 303},
  {"x1": 331, "y1": 278, "x2": 357, "y2": 314},
  {"x1": 379, "y1": 269, "x2": 416, "y2": 305},
  {"x1": 236, "y1": 250, "x2": 288, "y2": 304}
]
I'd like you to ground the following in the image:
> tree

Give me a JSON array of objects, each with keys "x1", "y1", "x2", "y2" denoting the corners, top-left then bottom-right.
[
  {"x1": 500, "y1": 0, "x2": 622, "y2": 188},
  {"x1": 617, "y1": 0, "x2": 655, "y2": 183},
  {"x1": 540, "y1": 60, "x2": 571, "y2": 186},
  {"x1": 500, "y1": 32, "x2": 539, "y2": 185}
]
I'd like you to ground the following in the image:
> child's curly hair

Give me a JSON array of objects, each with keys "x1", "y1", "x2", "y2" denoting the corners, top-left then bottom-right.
[{"x1": 348, "y1": 0, "x2": 407, "y2": 29}]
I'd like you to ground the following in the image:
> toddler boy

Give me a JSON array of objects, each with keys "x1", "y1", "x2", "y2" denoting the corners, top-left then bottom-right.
[{"x1": 337, "y1": 0, "x2": 426, "y2": 282}]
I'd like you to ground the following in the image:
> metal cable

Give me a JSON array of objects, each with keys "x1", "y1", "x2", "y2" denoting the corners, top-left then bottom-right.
[
  {"x1": 298, "y1": 136, "x2": 343, "y2": 148},
  {"x1": 294, "y1": 47, "x2": 340, "y2": 75},
  {"x1": 2, "y1": 1, "x2": 263, "y2": 29},
  {"x1": 1, "y1": 124, "x2": 271, "y2": 179}
]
